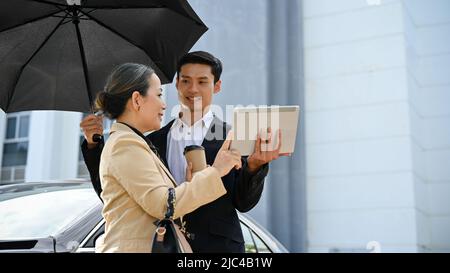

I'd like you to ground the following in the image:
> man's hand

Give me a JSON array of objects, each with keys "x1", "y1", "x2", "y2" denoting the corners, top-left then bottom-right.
[
  {"x1": 247, "y1": 128, "x2": 291, "y2": 173},
  {"x1": 80, "y1": 114, "x2": 103, "y2": 148}
]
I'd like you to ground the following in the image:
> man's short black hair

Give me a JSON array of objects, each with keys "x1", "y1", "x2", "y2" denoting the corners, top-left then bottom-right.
[{"x1": 177, "y1": 51, "x2": 223, "y2": 83}]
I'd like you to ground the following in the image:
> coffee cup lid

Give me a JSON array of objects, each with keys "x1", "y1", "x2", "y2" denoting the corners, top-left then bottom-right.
[{"x1": 184, "y1": 145, "x2": 205, "y2": 155}]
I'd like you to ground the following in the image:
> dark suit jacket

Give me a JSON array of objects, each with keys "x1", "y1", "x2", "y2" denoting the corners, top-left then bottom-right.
[{"x1": 82, "y1": 117, "x2": 268, "y2": 253}]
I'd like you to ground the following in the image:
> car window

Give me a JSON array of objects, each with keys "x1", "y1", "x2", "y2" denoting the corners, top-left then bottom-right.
[
  {"x1": 0, "y1": 188, "x2": 99, "y2": 239},
  {"x1": 240, "y1": 222, "x2": 257, "y2": 253},
  {"x1": 251, "y1": 231, "x2": 271, "y2": 253},
  {"x1": 84, "y1": 223, "x2": 105, "y2": 248}
]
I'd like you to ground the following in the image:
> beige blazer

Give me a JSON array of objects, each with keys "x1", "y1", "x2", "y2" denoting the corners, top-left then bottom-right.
[{"x1": 95, "y1": 123, "x2": 226, "y2": 253}]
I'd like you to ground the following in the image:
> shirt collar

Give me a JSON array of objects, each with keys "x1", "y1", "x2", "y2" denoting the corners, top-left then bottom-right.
[{"x1": 171, "y1": 110, "x2": 214, "y2": 130}]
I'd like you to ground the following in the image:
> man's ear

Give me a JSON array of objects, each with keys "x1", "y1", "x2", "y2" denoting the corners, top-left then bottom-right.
[
  {"x1": 213, "y1": 80, "x2": 222, "y2": 94},
  {"x1": 175, "y1": 77, "x2": 179, "y2": 90}
]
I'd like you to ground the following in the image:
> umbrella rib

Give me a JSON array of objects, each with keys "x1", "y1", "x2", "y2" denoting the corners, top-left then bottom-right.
[
  {"x1": 0, "y1": 10, "x2": 63, "y2": 33},
  {"x1": 50, "y1": 15, "x2": 72, "y2": 19},
  {"x1": 80, "y1": 5, "x2": 205, "y2": 26},
  {"x1": 27, "y1": 0, "x2": 68, "y2": 8},
  {"x1": 78, "y1": 9, "x2": 171, "y2": 80},
  {"x1": 57, "y1": 17, "x2": 88, "y2": 23},
  {"x1": 6, "y1": 14, "x2": 68, "y2": 112},
  {"x1": 83, "y1": 8, "x2": 98, "y2": 15},
  {"x1": 60, "y1": 8, "x2": 73, "y2": 18},
  {"x1": 81, "y1": 5, "x2": 164, "y2": 9}
]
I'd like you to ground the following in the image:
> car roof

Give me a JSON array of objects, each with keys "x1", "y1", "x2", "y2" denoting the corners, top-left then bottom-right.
[
  {"x1": 0, "y1": 180, "x2": 92, "y2": 202},
  {"x1": 0, "y1": 180, "x2": 102, "y2": 251}
]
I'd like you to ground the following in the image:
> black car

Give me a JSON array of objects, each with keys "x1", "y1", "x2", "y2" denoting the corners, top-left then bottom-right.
[{"x1": 0, "y1": 181, "x2": 288, "y2": 253}]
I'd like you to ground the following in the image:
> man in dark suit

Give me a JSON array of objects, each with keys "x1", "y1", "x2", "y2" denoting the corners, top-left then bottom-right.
[{"x1": 80, "y1": 51, "x2": 289, "y2": 252}]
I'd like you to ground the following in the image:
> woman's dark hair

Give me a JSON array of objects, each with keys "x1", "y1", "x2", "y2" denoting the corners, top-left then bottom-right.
[
  {"x1": 95, "y1": 63, "x2": 155, "y2": 119},
  {"x1": 176, "y1": 51, "x2": 223, "y2": 83}
]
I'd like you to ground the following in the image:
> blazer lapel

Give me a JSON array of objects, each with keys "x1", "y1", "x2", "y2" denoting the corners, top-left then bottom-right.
[
  {"x1": 150, "y1": 150, "x2": 178, "y2": 187},
  {"x1": 147, "y1": 120, "x2": 175, "y2": 169},
  {"x1": 202, "y1": 116, "x2": 231, "y2": 165},
  {"x1": 113, "y1": 122, "x2": 178, "y2": 187},
  {"x1": 147, "y1": 120, "x2": 178, "y2": 186}
]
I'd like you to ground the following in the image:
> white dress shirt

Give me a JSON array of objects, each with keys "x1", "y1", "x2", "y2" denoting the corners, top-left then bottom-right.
[{"x1": 167, "y1": 111, "x2": 214, "y2": 184}]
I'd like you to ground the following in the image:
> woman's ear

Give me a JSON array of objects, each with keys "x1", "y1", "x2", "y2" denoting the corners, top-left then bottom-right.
[{"x1": 131, "y1": 91, "x2": 141, "y2": 111}]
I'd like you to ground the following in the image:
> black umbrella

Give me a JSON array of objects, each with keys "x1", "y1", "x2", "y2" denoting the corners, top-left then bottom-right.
[{"x1": 0, "y1": 0, "x2": 207, "y2": 113}]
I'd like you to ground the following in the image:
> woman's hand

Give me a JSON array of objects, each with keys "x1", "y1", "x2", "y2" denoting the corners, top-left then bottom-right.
[{"x1": 212, "y1": 131, "x2": 242, "y2": 177}]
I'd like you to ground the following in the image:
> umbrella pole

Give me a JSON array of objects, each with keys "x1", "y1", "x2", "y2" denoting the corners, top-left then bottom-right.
[
  {"x1": 72, "y1": 8, "x2": 93, "y2": 110},
  {"x1": 72, "y1": 7, "x2": 102, "y2": 142}
]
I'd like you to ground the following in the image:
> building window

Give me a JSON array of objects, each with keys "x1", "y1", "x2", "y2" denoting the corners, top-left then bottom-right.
[
  {"x1": 77, "y1": 114, "x2": 113, "y2": 178},
  {"x1": 1, "y1": 113, "x2": 30, "y2": 184}
]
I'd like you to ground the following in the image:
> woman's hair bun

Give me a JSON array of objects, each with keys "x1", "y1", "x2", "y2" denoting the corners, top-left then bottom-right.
[{"x1": 94, "y1": 63, "x2": 155, "y2": 119}]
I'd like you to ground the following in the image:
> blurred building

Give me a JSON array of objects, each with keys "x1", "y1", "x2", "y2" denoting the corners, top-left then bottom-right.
[{"x1": 0, "y1": 0, "x2": 449, "y2": 253}]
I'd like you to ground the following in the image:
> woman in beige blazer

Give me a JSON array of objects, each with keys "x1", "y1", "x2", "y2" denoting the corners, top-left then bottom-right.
[{"x1": 94, "y1": 63, "x2": 242, "y2": 253}]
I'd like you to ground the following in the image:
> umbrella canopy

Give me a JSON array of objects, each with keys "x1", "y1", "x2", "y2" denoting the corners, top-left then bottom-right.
[{"x1": 0, "y1": 0, "x2": 207, "y2": 113}]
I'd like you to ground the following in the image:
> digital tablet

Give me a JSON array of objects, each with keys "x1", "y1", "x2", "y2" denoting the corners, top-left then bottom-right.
[{"x1": 230, "y1": 105, "x2": 300, "y2": 156}]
